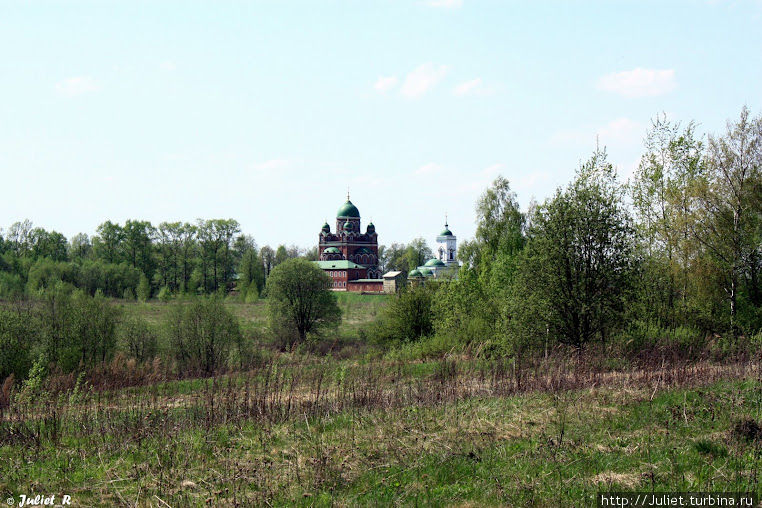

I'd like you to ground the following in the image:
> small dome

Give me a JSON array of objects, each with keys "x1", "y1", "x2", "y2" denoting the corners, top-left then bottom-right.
[
  {"x1": 424, "y1": 258, "x2": 446, "y2": 267},
  {"x1": 367, "y1": 222, "x2": 376, "y2": 232},
  {"x1": 343, "y1": 221, "x2": 354, "y2": 231},
  {"x1": 420, "y1": 268, "x2": 433, "y2": 276},
  {"x1": 440, "y1": 227, "x2": 453, "y2": 236},
  {"x1": 324, "y1": 247, "x2": 340, "y2": 254},
  {"x1": 408, "y1": 269, "x2": 423, "y2": 278},
  {"x1": 321, "y1": 222, "x2": 330, "y2": 232},
  {"x1": 337, "y1": 200, "x2": 360, "y2": 218}
]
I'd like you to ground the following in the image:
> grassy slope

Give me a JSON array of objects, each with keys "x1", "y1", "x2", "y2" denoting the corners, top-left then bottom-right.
[{"x1": 2, "y1": 366, "x2": 762, "y2": 507}]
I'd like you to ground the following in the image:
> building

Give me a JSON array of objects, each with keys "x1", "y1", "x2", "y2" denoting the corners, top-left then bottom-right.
[
  {"x1": 382, "y1": 271, "x2": 407, "y2": 293},
  {"x1": 316, "y1": 195, "x2": 383, "y2": 292},
  {"x1": 436, "y1": 219, "x2": 457, "y2": 267},
  {"x1": 409, "y1": 219, "x2": 458, "y2": 281}
]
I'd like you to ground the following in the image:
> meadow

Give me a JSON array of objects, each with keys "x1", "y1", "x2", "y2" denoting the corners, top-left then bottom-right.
[{"x1": 2, "y1": 296, "x2": 762, "y2": 507}]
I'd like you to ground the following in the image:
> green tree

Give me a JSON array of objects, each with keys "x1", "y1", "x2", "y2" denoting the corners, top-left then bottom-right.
[
  {"x1": 266, "y1": 258, "x2": 341, "y2": 346},
  {"x1": 93, "y1": 221, "x2": 124, "y2": 264},
  {"x1": 511, "y1": 149, "x2": 635, "y2": 351},
  {"x1": 629, "y1": 115, "x2": 705, "y2": 327},
  {"x1": 137, "y1": 273, "x2": 151, "y2": 302},
  {"x1": 404, "y1": 238, "x2": 433, "y2": 272},
  {"x1": 692, "y1": 107, "x2": 762, "y2": 335}
]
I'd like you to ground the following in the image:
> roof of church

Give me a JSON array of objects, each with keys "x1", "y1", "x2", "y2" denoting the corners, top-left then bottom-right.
[
  {"x1": 424, "y1": 258, "x2": 446, "y2": 267},
  {"x1": 323, "y1": 247, "x2": 340, "y2": 253},
  {"x1": 337, "y1": 200, "x2": 360, "y2": 218},
  {"x1": 439, "y1": 227, "x2": 453, "y2": 236},
  {"x1": 314, "y1": 260, "x2": 365, "y2": 270}
]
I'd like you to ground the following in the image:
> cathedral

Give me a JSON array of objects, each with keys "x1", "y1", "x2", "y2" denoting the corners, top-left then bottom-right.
[
  {"x1": 316, "y1": 195, "x2": 383, "y2": 291},
  {"x1": 315, "y1": 195, "x2": 458, "y2": 291}
]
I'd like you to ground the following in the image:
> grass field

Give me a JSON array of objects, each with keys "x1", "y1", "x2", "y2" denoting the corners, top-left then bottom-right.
[{"x1": 2, "y1": 354, "x2": 762, "y2": 507}]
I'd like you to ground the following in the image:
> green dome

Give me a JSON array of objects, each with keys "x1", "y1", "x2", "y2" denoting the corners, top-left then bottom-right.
[
  {"x1": 419, "y1": 268, "x2": 433, "y2": 276},
  {"x1": 424, "y1": 258, "x2": 446, "y2": 267},
  {"x1": 321, "y1": 222, "x2": 330, "y2": 232},
  {"x1": 440, "y1": 227, "x2": 453, "y2": 236},
  {"x1": 324, "y1": 247, "x2": 340, "y2": 254},
  {"x1": 366, "y1": 222, "x2": 375, "y2": 232},
  {"x1": 408, "y1": 269, "x2": 423, "y2": 278},
  {"x1": 343, "y1": 221, "x2": 354, "y2": 230},
  {"x1": 337, "y1": 200, "x2": 360, "y2": 218}
]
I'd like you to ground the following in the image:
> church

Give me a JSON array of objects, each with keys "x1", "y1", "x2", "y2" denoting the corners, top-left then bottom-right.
[
  {"x1": 315, "y1": 195, "x2": 384, "y2": 292},
  {"x1": 315, "y1": 195, "x2": 458, "y2": 291}
]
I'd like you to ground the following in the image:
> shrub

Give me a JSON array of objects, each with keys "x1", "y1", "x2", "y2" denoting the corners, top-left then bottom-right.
[
  {"x1": 166, "y1": 297, "x2": 242, "y2": 374},
  {"x1": 120, "y1": 317, "x2": 158, "y2": 362}
]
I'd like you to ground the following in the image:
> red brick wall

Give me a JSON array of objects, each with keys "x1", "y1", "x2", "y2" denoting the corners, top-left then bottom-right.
[{"x1": 347, "y1": 280, "x2": 383, "y2": 293}]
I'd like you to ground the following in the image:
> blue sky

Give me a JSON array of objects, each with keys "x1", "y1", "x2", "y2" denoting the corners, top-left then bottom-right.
[{"x1": 1, "y1": 0, "x2": 760, "y2": 250}]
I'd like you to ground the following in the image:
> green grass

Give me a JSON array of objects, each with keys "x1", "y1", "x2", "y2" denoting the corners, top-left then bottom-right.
[{"x1": 2, "y1": 361, "x2": 762, "y2": 506}]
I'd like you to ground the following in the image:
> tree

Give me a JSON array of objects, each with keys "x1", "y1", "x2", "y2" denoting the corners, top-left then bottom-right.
[
  {"x1": 459, "y1": 176, "x2": 525, "y2": 274},
  {"x1": 404, "y1": 238, "x2": 433, "y2": 272},
  {"x1": 122, "y1": 220, "x2": 156, "y2": 279},
  {"x1": 30, "y1": 228, "x2": 68, "y2": 261},
  {"x1": 380, "y1": 243, "x2": 408, "y2": 273},
  {"x1": 137, "y1": 273, "x2": 151, "y2": 302},
  {"x1": 197, "y1": 219, "x2": 241, "y2": 293},
  {"x1": 274, "y1": 245, "x2": 289, "y2": 266},
  {"x1": 69, "y1": 233, "x2": 92, "y2": 260},
  {"x1": 234, "y1": 235, "x2": 264, "y2": 295},
  {"x1": 93, "y1": 221, "x2": 124, "y2": 264},
  {"x1": 266, "y1": 258, "x2": 341, "y2": 346},
  {"x1": 511, "y1": 149, "x2": 635, "y2": 350},
  {"x1": 629, "y1": 115, "x2": 705, "y2": 327},
  {"x1": 692, "y1": 107, "x2": 762, "y2": 335},
  {"x1": 260, "y1": 245, "x2": 275, "y2": 278}
]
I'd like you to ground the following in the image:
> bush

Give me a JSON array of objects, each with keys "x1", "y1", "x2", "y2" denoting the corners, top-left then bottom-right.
[
  {"x1": 157, "y1": 286, "x2": 172, "y2": 302},
  {"x1": 137, "y1": 273, "x2": 151, "y2": 302},
  {"x1": 120, "y1": 317, "x2": 158, "y2": 363},
  {"x1": 166, "y1": 297, "x2": 242, "y2": 374},
  {"x1": 368, "y1": 284, "x2": 435, "y2": 344},
  {"x1": 0, "y1": 305, "x2": 35, "y2": 380}
]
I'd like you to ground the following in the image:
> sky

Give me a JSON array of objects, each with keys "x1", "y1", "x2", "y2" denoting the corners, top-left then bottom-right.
[{"x1": 1, "y1": 0, "x2": 760, "y2": 251}]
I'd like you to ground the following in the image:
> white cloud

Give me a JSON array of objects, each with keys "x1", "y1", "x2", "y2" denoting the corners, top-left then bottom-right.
[
  {"x1": 597, "y1": 68, "x2": 676, "y2": 98},
  {"x1": 55, "y1": 76, "x2": 100, "y2": 97},
  {"x1": 373, "y1": 75, "x2": 398, "y2": 93},
  {"x1": 453, "y1": 77, "x2": 495, "y2": 97},
  {"x1": 426, "y1": 0, "x2": 463, "y2": 7},
  {"x1": 400, "y1": 63, "x2": 449, "y2": 98}
]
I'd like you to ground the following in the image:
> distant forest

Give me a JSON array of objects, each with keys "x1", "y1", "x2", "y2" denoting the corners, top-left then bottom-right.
[{"x1": 0, "y1": 219, "x2": 436, "y2": 301}]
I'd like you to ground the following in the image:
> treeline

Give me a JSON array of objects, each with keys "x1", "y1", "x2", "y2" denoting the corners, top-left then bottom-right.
[
  {"x1": 0, "y1": 218, "x2": 310, "y2": 300},
  {"x1": 374, "y1": 108, "x2": 762, "y2": 360}
]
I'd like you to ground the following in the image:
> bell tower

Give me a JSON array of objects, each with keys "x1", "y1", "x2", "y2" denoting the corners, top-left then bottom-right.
[{"x1": 436, "y1": 215, "x2": 457, "y2": 267}]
